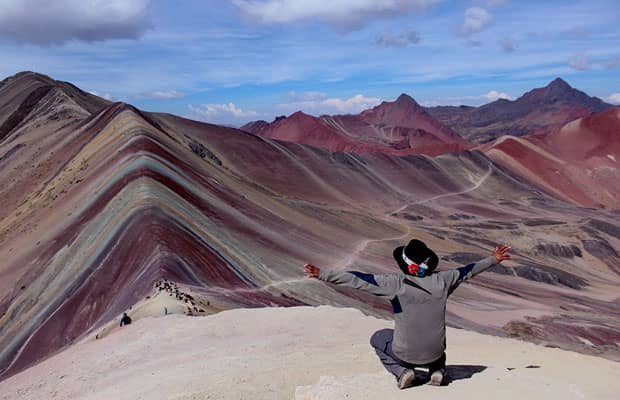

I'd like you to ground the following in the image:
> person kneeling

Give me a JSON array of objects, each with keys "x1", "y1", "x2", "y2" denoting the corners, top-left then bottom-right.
[{"x1": 304, "y1": 240, "x2": 511, "y2": 389}]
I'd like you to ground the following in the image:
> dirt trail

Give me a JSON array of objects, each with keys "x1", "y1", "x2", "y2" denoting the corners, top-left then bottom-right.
[{"x1": 338, "y1": 165, "x2": 493, "y2": 268}]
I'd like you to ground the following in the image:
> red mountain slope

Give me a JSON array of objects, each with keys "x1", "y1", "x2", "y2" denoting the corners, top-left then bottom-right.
[
  {"x1": 242, "y1": 94, "x2": 469, "y2": 156},
  {"x1": 480, "y1": 107, "x2": 620, "y2": 208}
]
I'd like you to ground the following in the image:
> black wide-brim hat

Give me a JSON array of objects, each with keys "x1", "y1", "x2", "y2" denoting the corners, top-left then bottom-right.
[{"x1": 393, "y1": 239, "x2": 439, "y2": 275}]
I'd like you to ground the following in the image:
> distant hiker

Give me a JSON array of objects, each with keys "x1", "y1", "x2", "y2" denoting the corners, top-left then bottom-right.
[
  {"x1": 304, "y1": 240, "x2": 511, "y2": 389},
  {"x1": 164, "y1": 306, "x2": 168, "y2": 316},
  {"x1": 120, "y1": 312, "x2": 132, "y2": 327}
]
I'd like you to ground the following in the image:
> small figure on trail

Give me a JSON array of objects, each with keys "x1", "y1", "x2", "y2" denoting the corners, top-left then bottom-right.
[
  {"x1": 120, "y1": 312, "x2": 132, "y2": 327},
  {"x1": 304, "y1": 239, "x2": 511, "y2": 389}
]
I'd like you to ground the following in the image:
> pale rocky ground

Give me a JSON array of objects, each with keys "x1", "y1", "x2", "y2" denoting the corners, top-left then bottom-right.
[{"x1": 1, "y1": 306, "x2": 618, "y2": 400}]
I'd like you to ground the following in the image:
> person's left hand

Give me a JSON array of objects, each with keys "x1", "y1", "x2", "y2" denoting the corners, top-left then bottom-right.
[{"x1": 304, "y1": 263, "x2": 321, "y2": 279}]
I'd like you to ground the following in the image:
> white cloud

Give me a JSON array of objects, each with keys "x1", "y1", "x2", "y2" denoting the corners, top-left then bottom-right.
[
  {"x1": 461, "y1": 7, "x2": 493, "y2": 35},
  {"x1": 606, "y1": 93, "x2": 620, "y2": 105},
  {"x1": 376, "y1": 29, "x2": 421, "y2": 48},
  {"x1": 280, "y1": 93, "x2": 382, "y2": 114},
  {"x1": 323, "y1": 94, "x2": 382, "y2": 113},
  {"x1": 483, "y1": 90, "x2": 513, "y2": 101},
  {"x1": 568, "y1": 53, "x2": 590, "y2": 71},
  {"x1": 232, "y1": 0, "x2": 441, "y2": 30},
  {"x1": 88, "y1": 90, "x2": 113, "y2": 101},
  {"x1": 0, "y1": 0, "x2": 151, "y2": 46},
  {"x1": 188, "y1": 103, "x2": 259, "y2": 122},
  {"x1": 142, "y1": 90, "x2": 185, "y2": 99},
  {"x1": 499, "y1": 37, "x2": 516, "y2": 53}
]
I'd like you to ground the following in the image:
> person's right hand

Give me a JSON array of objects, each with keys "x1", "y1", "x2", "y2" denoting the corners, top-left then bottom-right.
[
  {"x1": 493, "y1": 245, "x2": 512, "y2": 263},
  {"x1": 304, "y1": 263, "x2": 321, "y2": 279}
]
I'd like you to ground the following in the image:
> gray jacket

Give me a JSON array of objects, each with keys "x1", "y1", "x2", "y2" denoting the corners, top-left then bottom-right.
[{"x1": 319, "y1": 256, "x2": 498, "y2": 364}]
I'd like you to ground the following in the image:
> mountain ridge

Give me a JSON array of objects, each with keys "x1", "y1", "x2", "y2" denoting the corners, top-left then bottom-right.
[
  {"x1": 1, "y1": 71, "x2": 619, "y2": 382},
  {"x1": 426, "y1": 77, "x2": 613, "y2": 143},
  {"x1": 242, "y1": 92, "x2": 468, "y2": 156},
  {"x1": 0, "y1": 71, "x2": 111, "y2": 145},
  {"x1": 244, "y1": 77, "x2": 612, "y2": 149}
]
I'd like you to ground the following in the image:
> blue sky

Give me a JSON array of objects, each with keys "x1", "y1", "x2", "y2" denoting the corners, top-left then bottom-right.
[{"x1": 0, "y1": 0, "x2": 619, "y2": 125}]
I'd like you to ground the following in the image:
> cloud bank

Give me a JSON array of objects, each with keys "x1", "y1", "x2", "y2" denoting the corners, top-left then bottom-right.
[
  {"x1": 0, "y1": 0, "x2": 151, "y2": 46},
  {"x1": 322, "y1": 94, "x2": 382, "y2": 113},
  {"x1": 188, "y1": 103, "x2": 259, "y2": 122},
  {"x1": 483, "y1": 90, "x2": 513, "y2": 101},
  {"x1": 421, "y1": 89, "x2": 513, "y2": 106},
  {"x1": 88, "y1": 90, "x2": 113, "y2": 101},
  {"x1": 607, "y1": 93, "x2": 620, "y2": 105},
  {"x1": 282, "y1": 92, "x2": 381, "y2": 114}
]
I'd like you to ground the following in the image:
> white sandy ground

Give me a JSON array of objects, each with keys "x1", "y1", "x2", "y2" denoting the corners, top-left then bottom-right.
[{"x1": 1, "y1": 306, "x2": 618, "y2": 400}]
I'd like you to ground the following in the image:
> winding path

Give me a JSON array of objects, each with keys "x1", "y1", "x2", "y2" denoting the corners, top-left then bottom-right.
[
  {"x1": 223, "y1": 165, "x2": 493, "y2": 293},
  {"x1": 337, "y1": 164, "x2": 493, "y2": 267}
]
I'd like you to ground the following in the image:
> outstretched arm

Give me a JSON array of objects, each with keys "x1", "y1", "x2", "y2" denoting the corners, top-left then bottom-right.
[
  {"x1": 442, "y1": 245, "x2": 511, "y2": 294},
  {"x1": 304, "y1": 263, "x2": 401, "y2": 299}
]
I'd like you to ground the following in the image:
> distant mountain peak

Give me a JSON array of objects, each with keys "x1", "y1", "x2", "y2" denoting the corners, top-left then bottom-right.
[
  {"x1": 546, "y1": 77, "x2": 573, "y2": 93},
  {"x1": 288, "y1": 110, "x2": 315, "y2": 121},
  {"x1": 425, "y1": 77, "x2": 613, "y2": 143},
  {"x1": 549, "y1": 76, "x2": 571, "y2": 87},
  {"x1": 366, "y1": 93, "x2": 421, "y2": 116},
  {"x1": 519, "y1": 77, "x2": 589, "y2": 103},
  {"x1": 395, "y1": 93, "x2": 416, "y2": 102},
  {"x1": 393, "y1": 93, "x2": 420, "y2": 108}
]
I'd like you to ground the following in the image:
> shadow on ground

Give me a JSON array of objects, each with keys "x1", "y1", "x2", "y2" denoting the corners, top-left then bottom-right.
[{"x1": 412, "y1": 364, "x2": 487, "y2": 386}]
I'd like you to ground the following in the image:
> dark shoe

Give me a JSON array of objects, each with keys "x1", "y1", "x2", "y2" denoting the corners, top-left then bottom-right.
[
  {"x1": 429, "y1": 368, "x2": 445, "y2": 386},
  {"x1": 397, "y1": 369, "x2": 415, "y2": 389}
]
